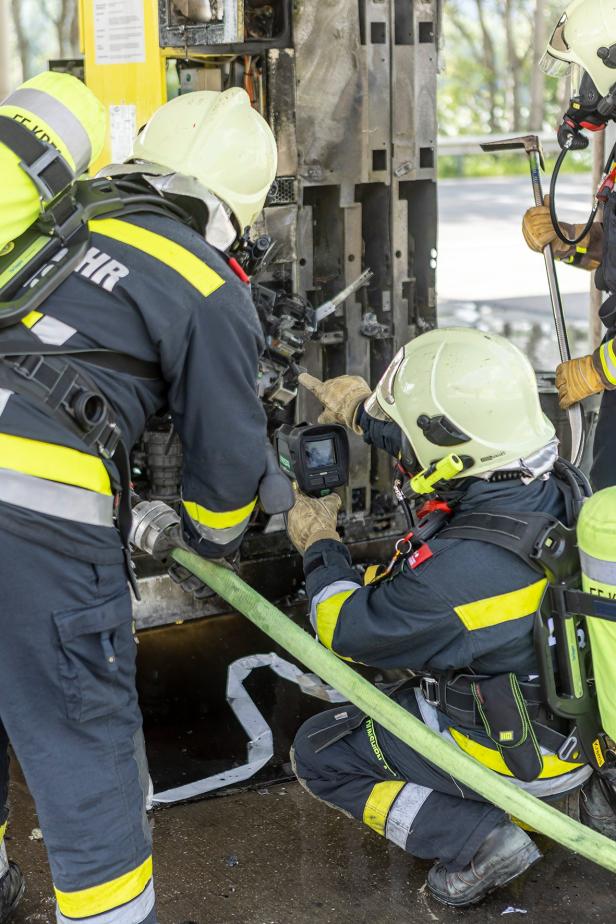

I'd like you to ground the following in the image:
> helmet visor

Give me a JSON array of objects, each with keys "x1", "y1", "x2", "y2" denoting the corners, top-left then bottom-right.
[
  {"x1": 540, "y1": 14, "x2": 571, "y2": 78},
  {"x1": 539, "y1": 50, "x2": 572, "y2": 78}
]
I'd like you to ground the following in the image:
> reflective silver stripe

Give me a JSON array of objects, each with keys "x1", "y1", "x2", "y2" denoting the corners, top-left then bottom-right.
[
  {"x1": 600, "y1": 341, "x2": 616, "y2": 386},
  {"x1": 0, "y1": 389, "x2": 12, "y2": 416},
  {"x1": 507, "y1": 762, "x2": 593, "y2": 797},
  {"x1": 56, "y1": 880, "x2": 155, "y2": 924},
  {"x1": 6, "y1": 87, "x2": 91, "y2": 174},
  {"x1": 191, "y1": 513, "x2": 251, "y2": 546},
  {"x1": 310, "y1": 580, "x2": 362, "y2": 630},
  {"x1": 31, "y1": 315, "x2": 76, "y2": 345},
  {"x1": 580, "y1": 549, "x2": 616, "y2": 586},
  {"x1": 0, "y1": 843, "x2": 8, "y2": 881},
  {"x1": 385, "y1": 782, "x2": 432, "y2": 849},
  {"x1": 0, "y1": 468, "x2": 114, "y2": 527}
]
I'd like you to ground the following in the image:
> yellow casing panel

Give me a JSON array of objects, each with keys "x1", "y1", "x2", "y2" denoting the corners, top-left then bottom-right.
[{"x1": 79, "y1": 0, "x2": 167, "y2": 173}]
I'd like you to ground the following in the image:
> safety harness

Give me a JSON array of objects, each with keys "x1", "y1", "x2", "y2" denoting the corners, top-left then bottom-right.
[
  {"x1": 408, "y1": 467, "x2": 616, "y2": 783},
  {"x1": 0, "y1": 120, "x2": 202, "y2": 595}
]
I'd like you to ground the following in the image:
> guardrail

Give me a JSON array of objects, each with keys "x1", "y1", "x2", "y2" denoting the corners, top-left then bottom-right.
[{"x1": 439, "y1": 133, "x2": 561, "y2": 157}]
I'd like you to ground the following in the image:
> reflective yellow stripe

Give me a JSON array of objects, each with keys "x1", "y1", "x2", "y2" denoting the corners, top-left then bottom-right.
[
  {"x1": 90, "y1": 218, "x2": 225, "y2": 299},
  {"x1": 362, "y1": 781, "x2": 405, "y2": 836},
  {"x1": 454, "y1": 579, "x2": 547, "y2": 632},
  {"x1": 182, "y1": 497, "x2": 257, "y2": 529},
  {"x1": 0, "y1": 434, "x2": 111, "y2": 494},
  {"x1": 55, "y1": 856, "x2": 152, "y2": 918},
  {"x1": 315, "y1": 589, "x2": 357, "y2": 651},
  {"x1": 0, "y1": 822, "x2": 6, "y2": 845},
  {"x1": 600, "y1": 339, "x2": 616, "y2": 386},
  {"x1": 449, "y1": 728, "x2": 583, "y2": 779},
  {"x1": 21, "y1": 310, "x2": 43, "y2": 329},
  {"x1": 576, "y1": 246, "x2": 588, "y2": 254}
]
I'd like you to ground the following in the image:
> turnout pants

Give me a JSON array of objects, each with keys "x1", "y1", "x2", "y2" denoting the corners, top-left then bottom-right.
[
  {"x1": 0, "y1": 530, "x2": 155, "y2": 924},
  {"x1": 292, "y1": 686, "x2": 511, "y2": 872},
  {"x1": 591, "y1": 388, "x2": 616, "y2": 490}
]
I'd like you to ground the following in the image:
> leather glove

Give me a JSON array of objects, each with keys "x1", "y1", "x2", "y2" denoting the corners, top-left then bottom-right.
[
  {"x1": 555, "y1": 355, "x2": 606, "y2": 410},
  {"x1": 287, "y1": 490, "x2": 342, "y2": 554},
  {"x1": 522, "y1": 195, "x2": 591, "y2": 258},
  {"x1": 299, "y1": 373, "x2": 372, "y2": 434},
  {"x1": 168, "y1": 561, "x2": 215, "y2": 599}
]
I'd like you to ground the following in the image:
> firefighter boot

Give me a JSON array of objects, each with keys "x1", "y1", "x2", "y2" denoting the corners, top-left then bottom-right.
[
  {"x1": 0, "y1": 863, "x2": 24, "y2": 922},
  {"x1": 426, "y1": 820, "x2": 542, "y2": 907}
]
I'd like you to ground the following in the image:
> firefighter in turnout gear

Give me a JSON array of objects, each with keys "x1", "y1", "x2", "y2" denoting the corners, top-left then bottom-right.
[
  {"x1": 0, "y1": 77, "x2": 276, "y2": 924},
  {"x1": 288, "y1": 328, "x2": 616, "y2": 907},
  {"x1": 522, "y1": 0, "x2": 616, "y2": 490}
]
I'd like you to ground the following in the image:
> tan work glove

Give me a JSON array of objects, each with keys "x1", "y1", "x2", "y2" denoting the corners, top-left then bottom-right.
[
  {"x1": 522, "y1": 195, "x2": 591, "y2": 259},
  {"x1": 299, "y1": 373, "x2": 372, "y2": 434},
  {"x1": 556, "y1": 355, "x2": 606, "y2": 410},
  {"x1": 287, "y1": 490, "x2": 342, "y2": 554}
]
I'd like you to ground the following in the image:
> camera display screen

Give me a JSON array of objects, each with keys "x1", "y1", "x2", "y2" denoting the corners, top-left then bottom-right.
[{"x1": 305, "y1": 438, "x2": 336, "y2": 469}]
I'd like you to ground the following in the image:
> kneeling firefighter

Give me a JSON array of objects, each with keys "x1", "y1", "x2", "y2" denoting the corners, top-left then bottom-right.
[
  {"x1": 522, "y1": 0, "x2": 616, "y2": 489},
  {"x1": 0, "y1": 74, "x2": 276, "y2": 923},
  {"x1": 287, "y1": 328, "x2": 616, "y2": 907}
]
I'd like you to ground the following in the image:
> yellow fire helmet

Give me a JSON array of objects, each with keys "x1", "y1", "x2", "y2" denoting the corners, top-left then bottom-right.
[
  {"x1": 541, "y1": 0, "x2": 616, "y2": 96},
  {"x1": 129, "y1": 88, "x2": 278, "y2": 233},
  {"x1": 0, "y1": 71, "x2": 106, "y2": 251},
  {"x1": 365, "y1": 328, "x2": 556, "y2": 479}
]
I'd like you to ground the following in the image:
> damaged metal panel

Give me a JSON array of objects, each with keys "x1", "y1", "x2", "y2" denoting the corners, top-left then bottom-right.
[{"x1": 294, "y1": 0, "x2": 367, "y2": 186}]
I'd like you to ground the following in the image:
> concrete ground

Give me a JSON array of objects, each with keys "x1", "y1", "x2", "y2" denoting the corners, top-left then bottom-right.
[{"x1": 7, "y1": 768, "x2": 615, "y2": 924}]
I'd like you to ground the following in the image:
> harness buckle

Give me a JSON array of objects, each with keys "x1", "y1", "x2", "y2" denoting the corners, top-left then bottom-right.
[
  {"x1": 420, "y1": 676, "x2": 441, "y2": 707},
  {"x1": 97, "y1": 422, "x2": 120, "y2": 460},
  {"x1": 11, "y1": 354, "x2": 45, "y2": 380},
  {"x1": 558, "y1": 730, "x2": 581, "y2": 763},
  {"x1": 19, "y1": 148, "x2": 71, "y2": 204}
]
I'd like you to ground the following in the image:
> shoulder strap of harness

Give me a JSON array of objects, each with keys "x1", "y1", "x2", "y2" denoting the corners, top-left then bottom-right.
[
  {"x1": 0, "y1": 115, "x2": 74, "y2": 204},
  {"x1": 437, "y1": 510, "x2": 579, "y2": 582}
]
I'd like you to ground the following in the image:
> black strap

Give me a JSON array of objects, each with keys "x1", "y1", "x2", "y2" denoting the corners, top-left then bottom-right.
[
  {"x1": 422, "y1": 673, "x2": 571, "y2": 757},
  {"x1": 0, "y1": 340, "x2": 160, "y2": 380},
  {"x1": 555, "y1": 587, "x2": 616, "y2": 623},
  {"x1": 0, "y1": 116, "x2": 73, "y2": 203},
  {"x1": 438, "y1": 511, "x2": 579, "y2": 583},
  {"x1": 0, "y1": 357, "x2": 141, "y2": 598}
]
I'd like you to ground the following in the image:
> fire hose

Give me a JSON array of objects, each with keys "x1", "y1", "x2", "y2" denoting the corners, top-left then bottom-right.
[{"x1": 131, "y1": 501, "x2": 616, "y2": 875}]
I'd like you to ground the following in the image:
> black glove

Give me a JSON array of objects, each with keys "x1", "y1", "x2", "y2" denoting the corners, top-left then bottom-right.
[{"x1": 167, "y1": 561, "x2": 215, "y2": 600}]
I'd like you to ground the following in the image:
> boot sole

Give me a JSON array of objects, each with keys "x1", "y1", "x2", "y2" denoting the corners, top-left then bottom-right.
[{"x1": 428, "y1": 843, "x2": 542, "y2": 908}]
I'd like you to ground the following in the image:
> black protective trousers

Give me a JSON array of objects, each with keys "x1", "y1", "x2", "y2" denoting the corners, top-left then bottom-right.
[
  {"x1": 0, "y1": 529, "x2": 156, "y2": 924},
  {"x1": 591, "y1": 388, "x2": 616, "y2": 490},
  {"x1": 292, "y1": 686, "x2": 506, "y2": 871}
]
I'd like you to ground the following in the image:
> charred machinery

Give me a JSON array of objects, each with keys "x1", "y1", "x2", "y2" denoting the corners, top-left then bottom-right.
[{"x1": 64, "y1": 0, "x2": 441, "y2": 790}]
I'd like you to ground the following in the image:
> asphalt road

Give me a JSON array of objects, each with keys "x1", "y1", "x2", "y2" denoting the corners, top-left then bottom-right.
[{"x1": 438, "y1": 174, "x2": 595, "y2": 323}]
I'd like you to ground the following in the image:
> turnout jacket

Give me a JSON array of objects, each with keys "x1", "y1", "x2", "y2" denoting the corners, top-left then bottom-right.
[
  {"x1": 303, "y1": 414, "x2": 592, "y2": 792},
  {"x1": 0, "y1": 211, "x2": 267, "y2": 563}
]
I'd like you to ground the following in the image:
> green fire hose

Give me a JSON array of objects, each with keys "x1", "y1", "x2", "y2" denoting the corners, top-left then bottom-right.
[{"x1": 171, "y1": 546, "x2": 616, "y2": 876}]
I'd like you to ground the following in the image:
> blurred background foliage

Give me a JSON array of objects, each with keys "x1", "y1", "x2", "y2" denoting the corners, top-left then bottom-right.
[{"x1": 2, "y1": 0, "x2": 590, "y2": 178}]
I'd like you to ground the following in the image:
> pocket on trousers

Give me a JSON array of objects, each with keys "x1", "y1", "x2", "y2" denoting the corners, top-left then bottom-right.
[{"x1": 53, "y1": 591, "x2": 135, "y2": 723}]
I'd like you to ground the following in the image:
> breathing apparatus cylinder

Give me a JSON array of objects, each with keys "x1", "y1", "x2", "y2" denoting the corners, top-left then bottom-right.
[
  {"x1": 0, "y1": 72, "x2": 106, "y2": 251},
  {"x1": 577, "y1": 488, "x2": 616, "y2": 742}
]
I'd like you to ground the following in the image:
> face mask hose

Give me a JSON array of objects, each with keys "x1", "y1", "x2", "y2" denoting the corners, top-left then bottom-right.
[{"x1": 549, "y1": 72, "x2": 616, "y2": 246}]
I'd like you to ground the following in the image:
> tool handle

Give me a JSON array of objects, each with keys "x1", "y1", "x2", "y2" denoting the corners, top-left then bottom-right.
[
  {"x1": 529, "y1": 150, "x2": 545, "y2": 208},
  {"x1": 527, "y1": 152, "x2": 586, "y2": 466}
]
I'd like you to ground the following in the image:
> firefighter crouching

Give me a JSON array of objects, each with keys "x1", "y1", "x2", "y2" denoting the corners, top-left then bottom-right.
[
  {"x1": 286, "y1": 328, "x2": 616, "y2": 907},
  {"x1": 0, "y1": 75, "x2": 276, "y2": 923}
]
